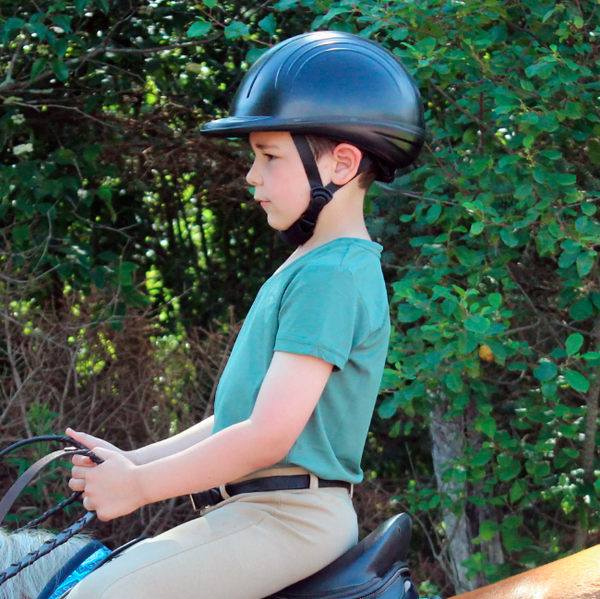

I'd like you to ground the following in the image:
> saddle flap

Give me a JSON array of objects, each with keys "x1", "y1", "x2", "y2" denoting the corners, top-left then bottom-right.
[{"x1": 271, "y1": 513, "x2": 413, "y2": 599}]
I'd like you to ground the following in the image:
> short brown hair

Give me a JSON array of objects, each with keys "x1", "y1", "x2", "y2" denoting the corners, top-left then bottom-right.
[{"x1": 305, "y1": 135, "x2": 379, "y2": 191}]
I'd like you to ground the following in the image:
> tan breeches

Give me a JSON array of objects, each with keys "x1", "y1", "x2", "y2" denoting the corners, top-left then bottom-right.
[{"x1": 68, "y1": 486, "x2": 357, "y2": 599}]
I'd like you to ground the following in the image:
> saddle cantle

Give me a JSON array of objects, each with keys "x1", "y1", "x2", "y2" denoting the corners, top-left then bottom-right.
[{"x1": 266, "y1": 513, "x2": 419, "y2": 599}]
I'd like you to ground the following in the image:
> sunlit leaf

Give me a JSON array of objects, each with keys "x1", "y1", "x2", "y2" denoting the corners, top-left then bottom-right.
[
  {"x1": 563, "y1": 370, "x2": 589, "y2": 393},
  {"x1": 565, "y1": 333, "x2": 584, "y2": 356},
  {"x1": 224, "y1": 21, "x2": 249, "y2": 39},
  {"x1": 187, "y1": 20, "x2": 212, "y2": 38}
]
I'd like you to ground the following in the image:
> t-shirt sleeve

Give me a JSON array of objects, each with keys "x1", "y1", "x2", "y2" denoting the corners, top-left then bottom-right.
[{"x1": 274, "y1": 265, "x2": 361, "y2": 369}]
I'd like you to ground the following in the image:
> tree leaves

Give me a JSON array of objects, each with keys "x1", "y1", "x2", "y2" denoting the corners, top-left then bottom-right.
[
  {"x1": 563, "y1": 370, "x2": 589, "y2": 393},
  {"x1": 475, "y1": 415, "x2": 497, "y2": 439},
  {"x1": 75, "y1": 0, "x2": 89, "y2": 15},
  {"x1": 497, "y1": 454, "x2": 521, "y2": 481},
  {"x1": 30, "y1": 58, "x2": 47, "y2": 82},
  {"x1": 588, "y1": 139, "x2": 600, "y2": 166},
  {"x1": 258, "y1": 14, "x2": 277, "y2": 36},
  {"x1": 464, "y1": 315, "x2": 491, "y2": 334},
  {"x1": 50, "y1": 58, "x2": 69, "y2": 82},
  {"x1": 565, "y1": 333, "x2": 584, "y2": 356},
  {"x1": 396, "y1": 302, "x2": 425, "y2": 322},
  {"x1": 534, "y1": 360, "x2": 557, "y2": 382},
  {"x1": 12, "y1": 224, "x2": 30, "y2": 245},
  {"x1": 500, "y1": 228, "x2": 519, "y2": 247},
  {"x1": 52, "y1": 15, "x2": 72, "y2": 33},
  {"x1": 224, "y1": 21, "x2": 249, "y2": 40},
  {"x1": 470, "y1": 221, "x2": 484, "y2": 235},
  {"x1": 187, "y1": 20, "x2": 212, "y2": 37},
  {"x1": 570, "y1": 297, "x2": 594, "y2": 321},
  {"x1": 425, "y1": 203, "x2": 442, "y2": 224},
  {"x1": 446, "y1": 373, "x2": 463, "y2": 393},
  {"x1": 577, "y1": 252, "x2": 596, "y2": 277}
]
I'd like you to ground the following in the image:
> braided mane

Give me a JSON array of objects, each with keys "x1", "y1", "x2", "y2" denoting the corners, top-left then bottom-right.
[{"x1": 0, "y1": 528, "x2": 89, "y2": 599}]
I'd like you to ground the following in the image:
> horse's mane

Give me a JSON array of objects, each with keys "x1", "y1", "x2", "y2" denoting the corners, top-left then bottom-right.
[{"x1": 0, "y1": 528, "x2": 90, "y2": 599}]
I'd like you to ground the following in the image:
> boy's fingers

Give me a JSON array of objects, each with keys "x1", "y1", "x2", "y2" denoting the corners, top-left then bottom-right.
[
  {"x1": 71, "y1": 466, "x2": 90, "y2": 479},
  {"x1": 71, "y1": 454, "x2": 93, "y2": 466},
  {"x1": 68, "y1": 478, "x2": 86, "y2": 492}
]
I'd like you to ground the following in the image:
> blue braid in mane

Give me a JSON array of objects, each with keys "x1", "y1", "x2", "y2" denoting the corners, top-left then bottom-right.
[{"x1": 37, "y1": 540, "x2": 111, "y2": 599}]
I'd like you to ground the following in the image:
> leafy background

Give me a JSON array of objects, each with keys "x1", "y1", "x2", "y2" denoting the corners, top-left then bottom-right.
[{"x1": 1, "y1": 0, "x2": 599, "y2": 596}]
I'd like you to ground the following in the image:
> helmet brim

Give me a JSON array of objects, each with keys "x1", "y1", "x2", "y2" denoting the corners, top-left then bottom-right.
[
  {"x1": 201, "y1": 116, "x2": 425, "y2": 174},
  {"x1": 201, "y1": 115, "x2": 424, "y2": 139}
]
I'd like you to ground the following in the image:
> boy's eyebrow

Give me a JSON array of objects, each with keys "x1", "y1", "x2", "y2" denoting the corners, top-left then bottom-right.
[{"x1": 254, "y1": 142, "x2": 280, "y2": 150}]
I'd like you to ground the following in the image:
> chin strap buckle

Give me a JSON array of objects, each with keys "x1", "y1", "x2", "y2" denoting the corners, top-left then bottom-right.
[{"x1": 310, "y1": 186, "x2": 334, "y2": 204}]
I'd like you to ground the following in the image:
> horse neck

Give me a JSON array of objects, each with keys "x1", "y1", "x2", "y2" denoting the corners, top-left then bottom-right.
[
  {"x1": 449, "y1": 544, "x2": 600, "y2": 599},
  {"x1": 0, "y1": 528, "x2": 90, "y2": 599}
]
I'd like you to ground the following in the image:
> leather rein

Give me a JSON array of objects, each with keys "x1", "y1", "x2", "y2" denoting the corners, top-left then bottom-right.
[{"x1": 0, "y1": 435, "x2": 102, "y2": 587}]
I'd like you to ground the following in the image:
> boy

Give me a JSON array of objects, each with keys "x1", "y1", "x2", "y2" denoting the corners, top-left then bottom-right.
[{"x1": 66, "y1": 31, "x2": 424, "y2": 599}]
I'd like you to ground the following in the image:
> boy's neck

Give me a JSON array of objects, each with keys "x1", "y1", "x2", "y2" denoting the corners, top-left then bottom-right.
[
  {"x1": 286, "y1": 185, "x2": 371, "y2": 262},
  {"x1": 302, "y1": 222, "x2": 370, "y2": 250},
  {"x1": 309, "y1": 183, "x2": 369, "y2": 240}
]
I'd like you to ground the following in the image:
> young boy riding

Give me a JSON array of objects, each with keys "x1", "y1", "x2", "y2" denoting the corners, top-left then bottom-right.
[{"x1": 66, "y1": 30, "x2": 425, "y2": 599}]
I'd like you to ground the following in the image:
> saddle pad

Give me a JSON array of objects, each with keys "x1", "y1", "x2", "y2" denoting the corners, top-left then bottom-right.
[{"x1": 37, "y1": 540, "x2": 111, "y2": 599}]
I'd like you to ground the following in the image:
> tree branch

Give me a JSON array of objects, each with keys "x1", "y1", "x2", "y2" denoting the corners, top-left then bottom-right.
[{"x1": 105, "y1": 34, "x2": 221, "y2": 54}]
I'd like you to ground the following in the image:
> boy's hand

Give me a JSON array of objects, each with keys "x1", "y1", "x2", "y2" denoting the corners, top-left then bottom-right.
[
  {"x1": 66, "y1": 428, "x2": 138, "y2": 467},
  {"x1": 69, "y1": 448, "x2": 145, "y2": 521}
]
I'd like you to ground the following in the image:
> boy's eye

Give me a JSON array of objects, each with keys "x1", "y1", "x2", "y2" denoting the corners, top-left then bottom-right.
[{"x1": 265, "y1": 154, "x2": 276, "y2": 161}]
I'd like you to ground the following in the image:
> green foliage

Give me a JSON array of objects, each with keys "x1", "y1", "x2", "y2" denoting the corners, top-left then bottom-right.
[
  {"x1": 3, "y1": 0, "x2": 600, "y2": 590},
  {"x1": 0, "y1": 0, "x2": 308, "y2": 328}
]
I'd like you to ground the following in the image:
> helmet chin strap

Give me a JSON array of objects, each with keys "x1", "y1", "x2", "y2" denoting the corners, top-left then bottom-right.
[{"x1": 279, "y1": 134, "x2": 372, "y2": 247}]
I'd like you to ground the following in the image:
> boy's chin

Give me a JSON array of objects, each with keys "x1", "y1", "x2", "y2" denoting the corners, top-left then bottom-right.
[{"x1": 266, "y1": 215, "x2": 296, "y2": 232}]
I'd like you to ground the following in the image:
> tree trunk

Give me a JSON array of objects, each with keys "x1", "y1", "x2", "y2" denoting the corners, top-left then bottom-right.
[
  {"x1": 430, "y1": 396, "x2": 504, "y2": 594},
  {"x1": 572, "y1": 317, "x2": 600, "y2": 551}
]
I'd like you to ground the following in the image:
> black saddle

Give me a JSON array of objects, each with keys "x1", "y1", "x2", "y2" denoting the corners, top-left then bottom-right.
[{"x1": 266, "y1": 513, "x2": 419, "y2": 599}]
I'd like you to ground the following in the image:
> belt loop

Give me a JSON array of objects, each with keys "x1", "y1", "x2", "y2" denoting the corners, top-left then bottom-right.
[
  {"x1": 349, "y1": 483, "x2": 354, "y2": 499},
  {"x1": 219, "y1": 483, "x2": 231, "y2": 500},
  {"x1": 309, "y1": 473, "x2": 319, "y2": 490}
]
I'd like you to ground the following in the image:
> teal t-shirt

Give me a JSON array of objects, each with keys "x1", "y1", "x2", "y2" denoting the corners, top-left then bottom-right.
[{"x1": 213, "y1": 238, "x2": 391, "y2": 483}]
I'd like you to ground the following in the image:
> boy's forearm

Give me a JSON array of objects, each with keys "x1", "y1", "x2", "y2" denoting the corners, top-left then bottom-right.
[
  {"x1": 130, "y1": 416, "x2": 215, "y2": 465},
  {"x1": 136, "y1": 419, "x2": 285, "y2": 504},
  {"x1": 133, "y1": 352, "x2": 332, "y2": 505}
]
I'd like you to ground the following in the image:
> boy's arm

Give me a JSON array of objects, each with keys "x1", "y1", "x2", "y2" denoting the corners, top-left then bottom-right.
[
  {"x1": 71, "y1": 351, "x2": 333, "y2": 520},
  {"x1": 67, "y1": 416, "x2": 215, "y2": 466},
  {"x1": 132, "y1": 416, "x2": 215, "y2": 465},
  {"x1": 139, "y1": 352, "x2": 333, "y2": 501}
]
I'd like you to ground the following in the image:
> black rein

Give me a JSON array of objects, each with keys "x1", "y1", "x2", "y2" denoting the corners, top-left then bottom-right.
[{"x1": 0, "y1": 435, "x2": 102, "y2": 587}]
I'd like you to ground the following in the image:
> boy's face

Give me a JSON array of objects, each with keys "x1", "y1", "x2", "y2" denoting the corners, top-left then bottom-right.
[{"x1": 247, "y1": 131, "x2": 312, "y2": 231}]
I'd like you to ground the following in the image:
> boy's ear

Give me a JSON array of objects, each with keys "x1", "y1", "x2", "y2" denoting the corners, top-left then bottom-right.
[{"x1": 330, "y1": 143, "x2": 363, "y2": 186}]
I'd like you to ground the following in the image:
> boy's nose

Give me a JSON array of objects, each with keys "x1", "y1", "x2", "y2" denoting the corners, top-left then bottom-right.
[{"x1": 246, "y1": 161, "x2": 262, "y2": 187}]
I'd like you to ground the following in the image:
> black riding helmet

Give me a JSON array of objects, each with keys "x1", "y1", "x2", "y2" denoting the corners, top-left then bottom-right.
[{"x1": 202, "y1": 31, "x2": 425, "y2": 245}]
